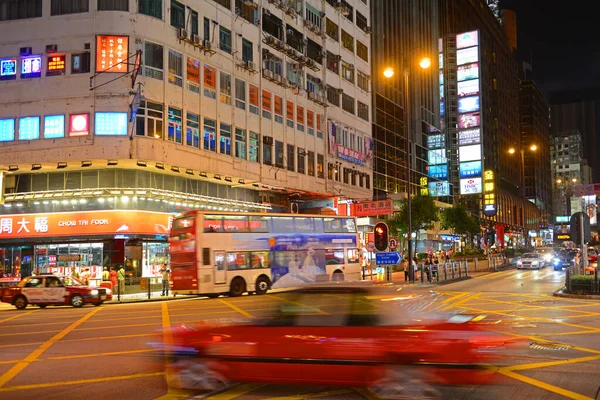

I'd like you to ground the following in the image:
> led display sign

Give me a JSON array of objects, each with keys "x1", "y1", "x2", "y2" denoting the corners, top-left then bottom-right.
[
  {"x1": 458, "y1": 112, "x2": 480, "y2": 129},
  {"x1": 428, "y1": 164, "x2": 448, "y2": 179},
  {"x1": 458, "y1": 79, "x2": 479, "y2": 97},
  {"x1": 556, "y1": 216, "x2": 570, "y2": 223},
  {"x1": 456, "y1": 30, "x2": 479, "y2": 49},
  {"x1": 69, "y1": 114, "x2": 89, "y2": 137},
  {"x1": 96, "y1": 35, "x2": 129, "y2": 73},
  {"x1": 428, "y1": 149, "x2": 446, "y2": 165},
  {"x1": 458, "y1": 128, "x2": 481, "y2": 145},
  {"x1": 0, "y1": 58, "x2": 17, "y2": 80},
  {"x1": 459, "y1": 161, "x2": 482, "y2": 178},
  {"x1": 47, "y1": 55, "x2": 66, "y2": 76},
  {"x1": 457, "y1": 46, "x2": 478, "y2": 65},
  {"x1": 18, "y1": 116, "x2": 40, "y2": 140},
  {"x1": 459, "y1": 145, "x2": 481, "y2": 162},
  {"x1": 427, "y1": 134, "x2": 445, "y2": 149},
  {"x1": 21, "y1": 55, "x2": 42, "y2": 78},
  {"x1": 44, "y1": 115, "x2": 65, "y2": 138},
  {"x1": 428, "y1": 181, "x2": 450, "y2": 197},
  {"x1": 483, "y1": 170, "x2": 496, "y2": 215},
  {"x1": 457, "y1": 63, "x2": 479, "y2": 81},
  {"x1": 458, "y1": 96, "x2": 480, "y2": 113},
  {"x1": 0, "y1": 118, "x2": 15, "y2": 141},
  {"x1": 95, "y1": 112, "x2": 128, "y2": 136},
  {"x1": 460, "y1": 178, "x2": 482, "y2": 195}
]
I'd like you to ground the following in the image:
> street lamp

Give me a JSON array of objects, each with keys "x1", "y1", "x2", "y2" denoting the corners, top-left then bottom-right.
[
  {"x1": 383, "y1": 56, "x2": 431, "y2": 283},
  {"x1": 508, "y1": 144, "x2": 537, "y2": 197}
]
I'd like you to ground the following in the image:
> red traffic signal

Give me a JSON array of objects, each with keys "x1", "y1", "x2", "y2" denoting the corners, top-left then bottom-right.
[{"x1": 374, "y1": 222, "x2": 389, "y2": 252}]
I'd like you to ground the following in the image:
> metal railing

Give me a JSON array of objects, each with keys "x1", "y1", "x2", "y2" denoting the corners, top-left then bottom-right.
[
  {"x1": 416, "y1": 261, "x2": 469, "y2": 284},
  {"x1": 565, "y1": 266, "x2": 599, "y2": 295}
]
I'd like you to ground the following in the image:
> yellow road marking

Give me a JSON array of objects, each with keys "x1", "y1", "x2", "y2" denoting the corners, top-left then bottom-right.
[
  {"x1": 205, "y1": 383, "x2": 265, "y2": 399},
  {"x1": 44, "y1": 348, "x2": 155, "y2": 361},
  {"x1": 0, "y1": 310, "x2": 40, "y2": 324},
  {"x1": 442, "y1": 291, "x2": 481, "y2": 311},
  {"x1": 0, "y1": 372, "x2": 164, "y2": 392},
  {"x1": 499, "y1": 369, "x2": 593, "y2": 400},
  {"x1": 0, "y1": 341, "x2": 43, "y2": 349},
  {"x1": 0, "y1": 306, "x2": 102, "y2": 388},
  {"x1": 504, "y1": 354, "x2": 600, "y2": 372},
  {"x1": 270, "y1": 294, "x2": 330, "y2": 315},
  {"x1": 76, "y1": 321, "x2": 158, "y2": 331},
  {"x1": 0, "y1": 319, "x2": 80, "y2": 329},
  {"x1": 267, "y1": 389, "x2": 354, "y2": 399},
  {"x1": 62, "y1": 332, "x2": 158, "y2": 343},
  {"x1": 355, "y1": 388, "x2": 383, "y2": 400},
  {"x1": 0, "y1": 329, "x2": 63, "y2": 337},
  {"x1": 218, "y1": 298, "x2": 254, "y2": 318}
]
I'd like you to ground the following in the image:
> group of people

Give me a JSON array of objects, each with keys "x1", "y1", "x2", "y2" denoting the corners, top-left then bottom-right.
[
  {"x1": 101, "y1": 265, "x2": 126, "y2": 294},
  {"x1": 403, "y1": 250, "x2": 452, "y2": 283}
]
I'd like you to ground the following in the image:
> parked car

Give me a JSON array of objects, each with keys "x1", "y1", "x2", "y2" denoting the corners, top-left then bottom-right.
[
  {"x1": 516, "y1": 253, "x2": 545, "y2": 269},
  {"x1": 552, "y1": 250, "x2": 579, "y2": 271},
  {"x1": 0, "y1": 275, "x2": 112, "y2": 310},
  {"x1": 153, "y1": 284, "x2": 518, "y2": 398}
]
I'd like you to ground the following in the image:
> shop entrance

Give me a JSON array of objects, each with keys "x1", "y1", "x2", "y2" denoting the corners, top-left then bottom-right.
[{"x1": 36, "y1": 243, "x2": 105, "y2": 284}]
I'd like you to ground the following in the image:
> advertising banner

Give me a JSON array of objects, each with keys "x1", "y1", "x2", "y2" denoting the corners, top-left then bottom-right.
[
  {"x1": 337, "y1": 144, "x2": 365, "y2": 166},
  {"x1": 458, "y1": 79, "x2": 480, "y2": 97},
  {"x1": 457, "y1": 46, "x2": 478, "y2": 65},
  {"x1": 428, "y1": 181, "x2": 450, "y2": 197},
  {"x1": 458, "y1": 112, "x2": 480, "y2": 129},
  {"x1": 457, "y1": 30, "x2": 479, "y2": 49},
  {"x1": 459, "y1": 161, "x2": 482, "y2": 178},
  {"x1": 459, "y1": 145, "x2": 481, "y2": 162},
  {"x1": 96, "y1": 35, "x2": 128, "y2": 73},
  {"x1": 460, "y1": 178, "x2": 482, "y2": 195},
  {"x1": 458, "y1": 96, "x2": 480, "y2": 113},
  {"x1": 355, "y1": 200, "x2": 394, "y2": 217},
  {"x1": 458, "y1": 128, "x2": 481, "y2": 145},
  {"x1": 457, "y1": 63, "x2": 479, "y2": 81}
]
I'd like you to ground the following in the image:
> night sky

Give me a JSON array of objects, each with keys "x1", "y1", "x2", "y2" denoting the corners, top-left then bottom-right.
[{"x1": 500, "y1": 0, "x2": 600, "y2": 98}]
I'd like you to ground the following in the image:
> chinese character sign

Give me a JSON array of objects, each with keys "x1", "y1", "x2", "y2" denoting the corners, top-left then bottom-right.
[
  {"x1": 96, "y1": 35, "x2": 129, "y2": 73},
  {"x1": 355, "y1": 200, "x2": 394, "y2": 217}
]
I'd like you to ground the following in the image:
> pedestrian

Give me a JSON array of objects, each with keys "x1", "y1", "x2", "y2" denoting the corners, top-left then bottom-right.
[
  {"x1": 117, "y1": 265, "x2": 126, "y2": 294},
  {"x1": 425, "y1": 256, "x2": 432, "y2": 283},
  {"x1": 80, "y1": 267, "x2": 90, "y2": 286},
  {"x1": 403, "y1": 260, "x2": 409, "y2": 282},
  {"x1": 161, "y1": 264, "x2": 171, "y2": 296},
  {"x1": 109, "y1": 267, "x2": 118, "y2": 292},
  {"x1": 412, "y1": 256, "x2": 419, "y2": 281},
  {"x1": 102, "y1": 267, "x2": 109, "y2": 281}
]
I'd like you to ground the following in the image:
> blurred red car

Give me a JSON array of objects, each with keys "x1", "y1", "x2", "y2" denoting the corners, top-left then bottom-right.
[
  {"x1": 155, "y1": 284, "x2": 516, "y2": 398},
  {"x1": 1, "y1": 275, "x2": 112, "y2": 309},
  {"x1": 588, "y1": 250, "x2": 598, "y2": 263}
]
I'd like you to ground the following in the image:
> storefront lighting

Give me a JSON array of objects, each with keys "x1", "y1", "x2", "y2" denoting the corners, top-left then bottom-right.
[
  {"x1": 110, "y1": 190, "x2": 120, "y2": 195},
  {"x1": 79, "y1": 199, "x2": 86, "y2": 204},
  {"x1": 137, "y1": 161, "x2": 147, "y2": 167},
  {"x1": 16, "y1": 203, "x2": 23, "y2": 207},
  {"x1": 214, "y1": 174, "x2": 222, "y2": 180},
  {"x1": 70, "y1": 199, "x2": 77, "y2": 205},
  {"x1": 4, "y1": 204, "x2": 11, "y2": 208},
  {"x1": 171, "y1": 166, "x2": 180, "y2": 173},
  {"x1": 132, "y1": 196, "x2": 138, "y2": 201},
  {"x1": 33, "y1": 201, "x2": 40, "y2": 205},
  {"x1": 121, "y1": 196, "x2": 129, "y2": 203},
  {"x1": 98, "y1": 198, "x2": 105, "y2": 203},
  {"x1": 139, "y1": 197, "x2": 145, "y2": 201},
  {"x1": 32, "y1": 164, "x2": 42, "y2": 170},
  {"x1": 199, "y1": 172, "x2": 208, "y2": 178},
  {"x1": 185, "y1": 169, "x2": 194, "y2": 175},
  {"x1": 73, "y1": 191, "x2": 83, "y2": 197},
  {"x1": 155, "y1": 163, "x2": 165, "y2": 170},
  {"x1": 51, "y1": 200, "x2": 59, "y2": 204},
  {"x1": 57, "y1": 162, "x2": 67, "y2": 169},
  {"x1": 81, "y1": 161, "x2": 92, "y2": 167},
  {"x1": 225, "y1": 177, "x2": 232, "y2": 182},
  {"x1": 8, "y1": 165, "x2": 18, "y2": 171},
  {"x1": 175, "y1": 202, "x2": 181, "y2": 206},
  {"x1": 107, "y1": 160, "x2": 118, "y2": 166},
  {"x1": 61, "y1": 200, "x2": 69, "y2": 205},
  {"x1": 168, "y1": 201, "x2": 175, "y2": 205},
  {"x1": 42, "y1": 200, "x2": 49, "y2": 205},
  {"x1": 108, "y1": 197, "x2": 114, "y2": 202}
]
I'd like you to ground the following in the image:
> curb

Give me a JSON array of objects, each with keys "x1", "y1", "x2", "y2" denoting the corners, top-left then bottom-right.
[
  {"x1": 553, "y1": 288, "x2": 600, "y2": 300},
  {"x1": 106, "y1": 295, "x2": 199, "y2": 305}
]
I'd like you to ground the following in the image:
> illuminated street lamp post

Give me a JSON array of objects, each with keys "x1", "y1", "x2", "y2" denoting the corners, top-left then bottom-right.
[
  {"x1": 508, "y1": 144, "x2": 537, "y2": 244},
  {"x1": 383, "y1": 56, "x2": 431, "y2": 283}
]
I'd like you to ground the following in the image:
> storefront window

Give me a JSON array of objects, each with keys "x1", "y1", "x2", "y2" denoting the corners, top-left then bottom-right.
[
  {"x1": 142, "y1": 242, "x2": 170, "y2": 278},
  {"x1": 0, "y1": 246, "x2": 32, "y2": 283},
  {"x1": 35, "y1": 243, "x2": 104, "y2": 281}
]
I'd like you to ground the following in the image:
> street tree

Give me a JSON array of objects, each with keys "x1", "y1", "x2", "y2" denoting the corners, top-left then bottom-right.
[
  {"x1": 386, "y1": 194, "x2": 440, "y2": 255},
  {"x1": 440, "y1": 205, "x2": 481, "y2": 248}
]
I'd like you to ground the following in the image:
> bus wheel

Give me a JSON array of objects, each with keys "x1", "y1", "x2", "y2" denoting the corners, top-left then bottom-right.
[
  {"x1": 332, "y1": 271, "x2": 345, "y2": 281},
  {"x1": 229, "y1": 278, "x2": 246, "y2": 297},
  {"x1": 255, "y1": 276, "x2": 270, "y2": 295}
]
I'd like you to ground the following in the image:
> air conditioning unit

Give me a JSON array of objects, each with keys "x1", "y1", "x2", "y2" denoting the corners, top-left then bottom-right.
[
  {"x1": 290, "y1": 203, "x2": 300, "y2": 214},
  {"x1": 243, "y1": 0, "x2": 257, "y2": 8},
  {"x1": 203, "y1": 40, "x2": 212, "y2": 50},
  {"x1": 266, "y1": 36, "x2": 276, "y2": 45},
  {"x1": 263, "y1": 136, "x2": 274, "y2": 145},
  {"x1": 178, "y1": 28, "x2": 188, "y2": 40},
  {"x1": 287, "y1": 6, "x2": 297, "y2": 17},
  {"x1": 192, "y1": 35, "x2": 201, "y2": 45},
  {"x1": 245, "y1": 60, "x2": 255, "y2": 70},
  {"x1": 364, "y1": 26, "x2": 372, "y2": 34},
  {"x1": 263, "y1": 69, "x2": 274, "y2": 80},
  {"x1": 304, "y1": 20, "x2": 313, "y2": 28},
  {"x1": 275, "y1": 74, "x2": 283, "y2": 84}
]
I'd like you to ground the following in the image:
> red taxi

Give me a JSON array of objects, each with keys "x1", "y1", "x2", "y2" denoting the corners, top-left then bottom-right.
[
  {"x1": 155, "y1": 284, "x2": 517, "y2": 398},
  {"x1": 1, "y1": 275, "x2": 112, "y2": 309}
]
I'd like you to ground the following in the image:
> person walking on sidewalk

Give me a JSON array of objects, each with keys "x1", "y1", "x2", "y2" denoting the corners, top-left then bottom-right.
[
  {"x1": 161, "y1": 264, "x2": 171, "y2": 296},
  {"x1": 109, "y1": 267, "x2": 118, "y2": 292},
  {"x1": 117, "y1": 265, "x2": 126, "y2": 294},
  {"x1": 102, "y1": 267, "x2": 109, "y2": 282}
]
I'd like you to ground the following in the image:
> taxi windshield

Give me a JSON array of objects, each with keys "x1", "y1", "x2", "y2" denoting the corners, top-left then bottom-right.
[
  {"x1": 521, "y1": 253, "x2": 538, "y2": 258},
  {"x1": 60, "y1": 276, "x2": 85, "y2": 286}
]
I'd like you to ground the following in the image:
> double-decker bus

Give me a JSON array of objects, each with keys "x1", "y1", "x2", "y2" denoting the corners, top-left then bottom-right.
[{"x1": 169, "y1": 211, "x2": 361, "y2": 297}]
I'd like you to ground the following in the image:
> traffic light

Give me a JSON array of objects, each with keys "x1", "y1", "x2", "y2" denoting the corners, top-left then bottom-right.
[
  {"x1": 488, "y1": 229, "x2": 496, "y2": 246},
  {"x1": 570, "y1": 212, "x2": 591, "y2": 244},
  {"x1": 374, "y1": 222, "x2": 389, "y2": 252}
]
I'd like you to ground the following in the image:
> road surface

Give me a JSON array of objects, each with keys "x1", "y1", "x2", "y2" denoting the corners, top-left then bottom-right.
[{"x1": 0, "y1": 267, "x2": 599, "y2": 400}]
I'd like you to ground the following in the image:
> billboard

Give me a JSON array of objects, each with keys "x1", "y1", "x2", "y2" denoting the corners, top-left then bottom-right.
[
  {"x1": 458, "y1": 128, "x2": 481, "y2": 145},
  {"x1": 457, "y1": 46, "x2": 478, "y2": 65},
  {"x1": 428, "y1": 164, "x2": 448, "y2": 179},
  {"x1": 459, "y1": 161, "x2": 482, "y2": 178},
  {"x1": 583, "y1": 195, "x2": 597, "y2": 225},
  {"x1": 429, "y1": 181, "x2": 450, "y2": 197},
  {"x1": 96, "y1": 35, "x2": 129, "y2": 73},
  {"x1": 428, "y1": 149, "x2": 446, "y2": 165},
  {"x1": 456, "y1": 31, "x2": 478, "y2": 49},
  {"x1": 460, "y1": 178, "x2": 482, "y2": 195},
  {"x1": 458, "y1": 96, "x2": 480, "y2": 113},
  {"x1": 458, "y1": 112, "x2": 480, "y2": 129},
  {"x1": 458, "y1": 79, "x2": 479, "y2": 97},
  {"x1": 427, "y1": 134, "x2": 445, "y2": 149},
  {"x1": 459, "y1": 145, "x2": 481, "y2": 162},
  {"x1": 457, "y1": 63, "x2": 479, "y2": 81}
]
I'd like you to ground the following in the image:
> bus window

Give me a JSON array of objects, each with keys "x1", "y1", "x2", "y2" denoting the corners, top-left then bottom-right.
[
  {"x1": 342, "y1": 218, "x2": 357, "y2": 232},
  {"x1": 223, "y1": 216, "x2": 250, "y2": 232},
  {"x1": 250, "y1": 216, "x2": 270, "y2": 233},
  {"x1": 313, "y1": 217, "x2": 324, "y2": 232},
  {"x1": 204, "y1": 215, "x2": 224, "y2": 232},
  {"x1": 250, "y1": 251, "x2": 270, "y2": 269},
  {"x1": 326, "y1": 249, "x2": 345, "y2": 265},
  {"x1": 272, "y1": 217, "x2": 295, "y2": 233},
  {"x1": 294, "y1": 217, "x2": 314, "y2": 233},
  {"x1": 227, "y1": 252, "x2": 248, "y2": 270},
  {"x1": 347, "y1": 248, "x2": 360, "y2": 263},
  {"x1": 323, "y1": 218, "x2": 343, "y2": 233}
]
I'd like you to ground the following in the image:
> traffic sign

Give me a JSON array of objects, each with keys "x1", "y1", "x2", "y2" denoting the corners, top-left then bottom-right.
[
  {"x1": 365, "y1": 242, "x2": 375, "y2": 252},
  {"x1": 389, "y1": 238, "x2": 398, "y2": 250},
  {"x1": 375, "y1": 252, "x2": 401, "y2": 265}
]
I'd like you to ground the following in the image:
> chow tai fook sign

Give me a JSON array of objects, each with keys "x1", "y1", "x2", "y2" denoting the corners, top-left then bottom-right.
[
  {"x1": 483, "y1": 169, "x2": 496, "y2": 216},
  {"x1": 0, "y1": 210, "x2": 173, "y2": 238},
  {"x1": 96, "y1": 35, "x2": 129, "y2": 73},
  {"x1": 337, "y1": 144, "x2": 364, "y2": 166},
  {"x1": 355, "y1": 200, "x2": 394, "y2": 217}
]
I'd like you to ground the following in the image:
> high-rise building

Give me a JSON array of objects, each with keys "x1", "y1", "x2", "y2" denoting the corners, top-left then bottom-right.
[
  {"x1": 551, "y1": 131, "x2": 589, "y2": 217},
  {"x1": 519, "y1": 80, "x2": 552, "y2": 228},
  {"x1": 550, "y1": 87, "x2": 600, "y2": 182},
  {"x1": 0, "y1": 0, "x2": 372, "y2": 279}
]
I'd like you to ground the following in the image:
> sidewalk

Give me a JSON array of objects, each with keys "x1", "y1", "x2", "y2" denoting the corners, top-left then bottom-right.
[{"x1": 106, "y1": 289, "x2": 196, "y2": 304}]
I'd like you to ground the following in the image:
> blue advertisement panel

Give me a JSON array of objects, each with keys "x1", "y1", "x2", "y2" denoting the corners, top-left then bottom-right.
[
  {"x1": 44, "y1": 115, "x2": 65, "y2": 138},
  {"x1": 0, "y1": 58, "x2": 17, "y2": 81},
  {"x1": 95, "y1": 112, "x2": 128, "y2": 136},
  {"x1": 458, "y1": 96, "x2": 480, "y2": 113},
  {"x1": 459, "y1": 161, "x2": 482, "y2": 178},
  {"x1": 428, "y1": 181, "x2": 450, "y2": 197},
  {"x1": 0, "y1": 118, "x2": 15, "y2": 141},
  {"x1": 428, "y1": 164, "x2": 448, "y2": 179},
  {"x1": 21, "y1": 55, "x2": 42, "y2": 79},
  {"x1": 18, "y1": 117, "x2": 40, "y2": 140}
]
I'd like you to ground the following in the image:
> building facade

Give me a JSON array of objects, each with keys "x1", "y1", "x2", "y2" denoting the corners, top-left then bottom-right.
[
  {"x1": 0, "y1": 0, "x2": 372, "y2": 281},
  {"x1": 551, "y1": 131, "x2": 586, "y2": 218}
]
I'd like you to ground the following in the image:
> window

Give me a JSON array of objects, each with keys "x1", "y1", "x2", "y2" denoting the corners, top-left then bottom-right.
[
  {"x1": 51, "y1": 0, "x2": 88, "y2": 15},
  {"x1": 249, "y1": 132, "x2": 259, "y2": 162},
  {"x1": 219, "y1": 26, "x2": 232, "y2": 54},
  {"x1": 235, "y1": 128, "x2": 246, "y2": 159},
  {"x1": 262, "y1": 90, "x2": 272, "y2": 119},
  {"x1": 168, "y1": 49, "x2": 183, "y2": 87},
  {"x1": 356, "y1": 11, "x2": 368, "y2": 31},
  {"x1": 307, "y1": 109, "x2": 314, "y2": 135},
  {"x1": 262, "y1": 9, "x2": 284, "y2": 40},
  {"x1": 71, "y1": 52, "x2": 90, "y2": 74},
  {"x1": 297, "y1": 148, "x2": 306, "y2": 174},
  {"x1": 286, "y1": 100, "x2": 294, "y2": 128},
  {"x1": 249, "y1": 84, "x2": 259, "y2": 115},
  {"x1": 287, "y1": 144, "x2": 295, "y2": 172},
  {"x1": 214, "y1": 0, "x2": 231, "y2": 10},
  {"x1": 326, "y1": 18, "x2": 339, "y2": 41},
  {"x1": 170, "y1": 0, "x2": 184, "y2": 28},
  {"x1": 235, "y1": 79, "x2": 246, "y2": 110},
  {"x1": 357, "y1": 40, "x2": 368, "y2": 62},
  {"x1": 204, "y1": 17, "x2": 210, "y2": 40},
  {"x1": 204, "y1": 118, "x2": 216, "y2": 152},
  {"x1": 263, "y1": 139, "x2": 273, "y2": 165},
  {"x1": 358, "y1": 101, "x2": 369, "y2": 121},
  {"x1": 342, "y1": 61, "x2": 354, "y2": 83},
  {"x1": 341, "y1": 0, "x2": 353, "y2": 21},
  {"x1": 187, "y1": 57, "x2": 200, "y2": 92},
  {"x1": 326, "y1": 52, "x2": 339, "y2": 74},
  {"x1": 219, "y1": 123, "x2": 232, "y2": 156},
  {"x1": 305, "y1": 3, "x2": 322, "y2": 29},
  {"x1": 357, "y1": 70, "x2": 369, "y2": 92},
  {"x1": 275, "y1": 140, "x2": 284, "y2": 167},
  {"x1": 144, "y1": 42, "x2": 164, "y2": 80},
  {"x1": 341, "y1": 30, "x2": 354, "y2": 52},
  {"x1": 220, "y1": 72, "x2": 232, "y2": 105},
  {"x1": 191, "y1": 10, "x2": 198, "y2": 35},
  {"x1": 274, "y1": 96, "x2": 283, "y2": 124},
  {"x1": 286, "y1": 62, "x2": 302, "y2": 87},
  {"x1": 0, "y1": 0, "x2": 42, "y2": 21},
  {"x1": 235, "y1": 0, "x2": 258, "y2": 25},
  {"x1": 306, "y1": 74, "x2": 322, "y2": 95},
  {"x1": 327, "y1": 86, "x2": 340, "y2": 107},
  {"x1": 167, "y1": 107, "x2": 183, "y2": 144},
  {"x1": 307, "y1": 151, "x2": 315, "y2": 176},
  {"x1": 296, "y1": 105, "x2": 304, "y2": 132},
  {"x1": 317, "y1": 114, "x2": 323, "y2": 139},
  {"x1": 342, "y1": 94, "x2": 355, "y2": 114},
  {"x1": 139, "y1": 0, "x2": 162, "y2": 19},
  {"x1": 135, "y1": 100, "x2": 164, "y2": 139},
  {"x1": 306, "y1": 39, "x2": 323, "y2": 64},
  {"x1": 186, "y1": 112, "x2": 200, "y2": 148},
  {"x1": 317, "y1": 154, "x2": 324, "y2": 178},
  {"x1": 242, "y1": 39, "x2": 253, "y2": 62}
]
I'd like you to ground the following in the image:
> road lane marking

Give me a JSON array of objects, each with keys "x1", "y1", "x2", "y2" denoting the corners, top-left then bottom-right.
[
  {"x1": 218, "y1": 299, "x2": 254, "y2": 318},
  {"x1": 504, "y1": 354, "x2": 600, "y2": 372},
  {"x1": 0, "y1": 306, "x2": 102, "y2": 388},
  {"x1": 499, "y1": 369, "x2": 593, "y2": 400},
  {"x1": 0, "y1": 329, "x2": 62, "y2": 337},
  {"x1": 266, "y1": 389, "x2": 354, "y2": 399},
  {"x1": 205, "y1": 383, "x2": 265, "y2": 399},
  {"x1": 0, "y1": 372, "x2": 165, "y2": 392},
  {"x1": 61, "y1": 332, "x2": 158, "y2": 343},
  {"x1": 270, "y1": 294, "x2": 331, "y2": 316},
  {"x1": 441, "y1": 292, "x2": 481, "y2": 311},
  {"x1": 355, "y1": 388, "x2": 383, "y2": 400},
  {"x1": 0, "y1": 310, "x2": 40, "y2": 324},
  {"x1": 0, "y1": 342, "x2": 44, "y2": 349},
  {"x1": 43, "y1": 348, "x2": 156, "y2": 361}
]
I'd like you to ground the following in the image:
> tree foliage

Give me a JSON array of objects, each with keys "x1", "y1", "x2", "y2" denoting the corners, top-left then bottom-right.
[
  {"x1": 385, "y1": 194, "x2": 440, "y2": 236},
  {"x1": 440, "y1": 205, "x2": 481, "y2": 246}
]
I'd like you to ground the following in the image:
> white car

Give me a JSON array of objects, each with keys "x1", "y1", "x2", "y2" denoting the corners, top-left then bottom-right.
[{"x1": 516, "y1": 253, "x2": 545, "y2": 269}]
